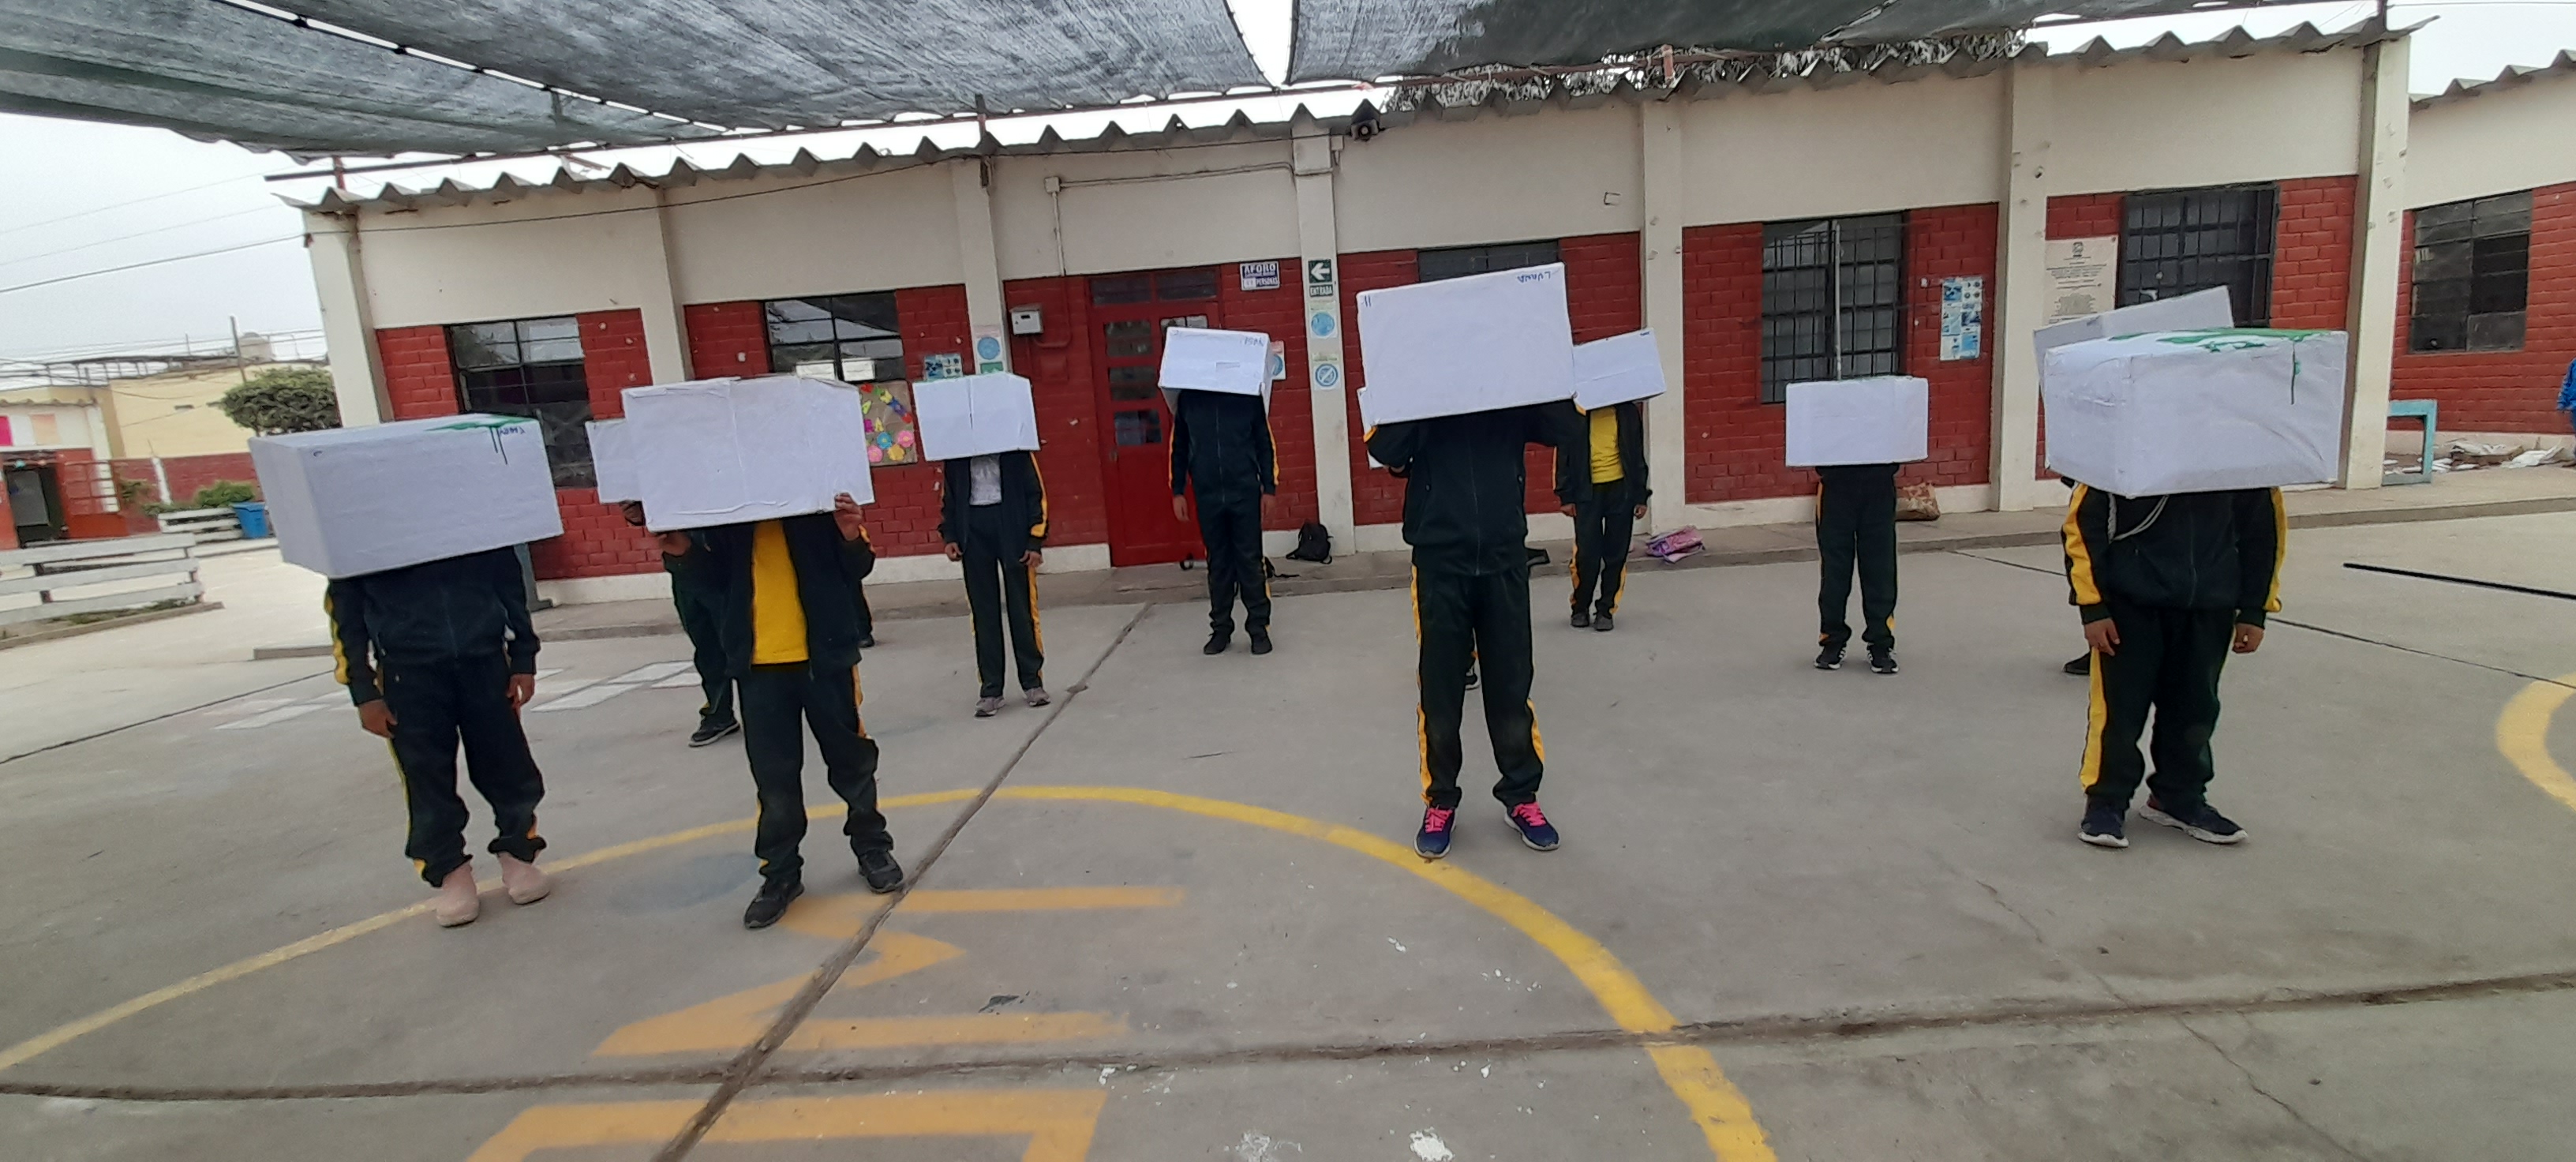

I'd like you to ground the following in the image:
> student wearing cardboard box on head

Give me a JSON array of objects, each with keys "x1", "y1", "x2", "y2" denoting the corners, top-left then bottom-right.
[
  {"x1": 1556, "y1": 399, "x2": 1648, "y2": 632},
  {"x1": 940, "y1": 450, "x2": 1050, "y2": 717},
  {"x1": 1162, "y1": 326, "x2": 1279, "y2": 656},
  {"x1": 1785, "y1": 377, "x2": 1930, "y2": 677},
  {"x1": 657, "y1": 495, "x2": 897, "y2": 928}
]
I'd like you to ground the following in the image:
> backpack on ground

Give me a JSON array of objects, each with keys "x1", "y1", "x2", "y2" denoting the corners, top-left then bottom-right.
[{"x1": 1286, "y1": 521, "x2": 1333, "y2": 564}]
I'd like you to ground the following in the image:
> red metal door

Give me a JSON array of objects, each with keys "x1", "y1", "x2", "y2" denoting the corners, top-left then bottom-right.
[{"x1": 1088, "y1": 268, "x2": 1222, "y2": 566}]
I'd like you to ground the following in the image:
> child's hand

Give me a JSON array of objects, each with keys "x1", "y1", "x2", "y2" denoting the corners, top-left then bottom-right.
[
  {"x1": 1021, "y1": 549, "x2": 1043, "y2": 568},
  {"x1": 944, "y1": 542, "x2": 963, "y2": 562},
  {"x1": 1632, "y1": 504, "x2": 1647, "y2": 520},
  {"x1": 357, "y1": 699, "x2": 396, "y2": 739},
  {"x1": 507, "y1": 673, "x2": 536, "y2": 709},
  {"x1": 1559, "y1": 503, "x2": 1577, "y2": 518},
  {"x1": 832, "y1": 493, "x2": 867, "y2": 542},
  {"x1": 2232, "y1": 624, "x2": 2264, "y2": 654},
  {"x1": 1172, "y1": 495, "x2": 1190, "y2": 523},
  {"x1": 654, "y1": 531, "x2": 693, "y2": 556},
  {"x1": 2083, "y1": 618, "x2": 2121, "y2": 657}
]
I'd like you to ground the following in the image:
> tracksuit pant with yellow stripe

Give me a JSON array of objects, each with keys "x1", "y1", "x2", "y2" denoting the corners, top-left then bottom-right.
[
  {"x1": 1414, "y1": 557, "x2": 1544, "y2": 810},
  {"x1": 1815, "y1": 465, "x2": 1898, "y2": 650},
  {"x1": 741, "y1": 662, "x2": 890, "y2": 883},
  {"x1": 961, "y1": 504, "x2": 1044, "y2": 699},
  {"x1": 2081, "y1": 600, "x2": 2234, "y2": 808},
  {"x1": 1569, "y1": 489, "x2": 1633, "y2": 620},
  {"x1": 381, "y1": 652, "x2": 545, "y2": 886}
]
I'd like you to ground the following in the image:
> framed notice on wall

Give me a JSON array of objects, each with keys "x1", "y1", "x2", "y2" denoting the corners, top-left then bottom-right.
[
  {"x1": 1939, "y1": 276, "x2": 1984, "y2": 362},
  {"x1": 2044, "y1": 237, "x2": 2118, "y2": 324}
]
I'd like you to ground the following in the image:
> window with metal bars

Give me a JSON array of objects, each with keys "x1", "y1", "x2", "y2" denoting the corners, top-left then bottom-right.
[
  {"x1": 2117, "y1": 185, "x2": 2276, "y2": 325},
  {"x1": 765, "y1": 293, "x2": 906, "y2": 384},
  {"x1": 1417, "y1": 239, "x2": 1561, "y2": 283},
  {"x1": 1759, "y1": 215, "x2": 1904, "y2": 403},
  {"x1": 447, "y1": 316, "x2": 593, "y2": 487},
  {"x1": 2409, "y1": 190, "x2": 2530, "y2": 353}
]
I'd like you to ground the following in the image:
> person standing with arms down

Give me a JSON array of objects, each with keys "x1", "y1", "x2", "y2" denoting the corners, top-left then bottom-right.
[
  {"x1": 2064, "y1": 483, "x2": 2284, "y2": 849},
  {"x1": 327, "y1": 545, "x2": 550, "y2": 928},
  {"x1": 623, "y1": 501, "x2": 739, "y2": 746},
  {"x1": 1367, "y1": 402, "x2": 1582, "y2": 860},
  {"x1": 1170, "y1": 388, "x2": 1279, "y2": 655},
  {"x1": 1812, "y1": 463, "x2": 1901, "y2": 675},
  {"x1": 659, "y1": 494, "x2": 900, "y2": 928},
  {"x1": 1556, "y1": 399, "x2": 1649, "y2": 632},
  {"x1": 941, "y1": 450, "x2": 1049, "y2": 718}
]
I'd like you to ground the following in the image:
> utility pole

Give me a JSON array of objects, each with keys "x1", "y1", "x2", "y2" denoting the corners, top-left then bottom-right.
[{"x1": 229, "y1": 315, "x2": 248, "y2": 383}]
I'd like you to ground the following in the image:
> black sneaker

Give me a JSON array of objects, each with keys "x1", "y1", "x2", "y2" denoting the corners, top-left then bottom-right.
[
  {"x1": 743, "y1": 878, "x2": 803, "y2": 928},
  {"x1": 858, "y1": 848, "x2": 905, "y2": 893},
  {"x1": 1249, "y1": 631, "x2": 1273, "y2": 655},
  {"x1": 1203, "y1": 632, "x2": 1231, "y2": 655},
  {"x1": 1570, "y1": 609, "x2": 1592, "y2": 629},
  {"x1": 2079, "y1": 800, "x2": 2129, "y2": 849},
  {"x1": 856, "y1": 634, "x2": 876, "y2": 650},
  {"x1": 1869, "y1": 647, "x2": 1899, "y2": 675},
  {"x1": 1591, "y1": 613, "x2": 1614, "y2": 632},
  {"x1": 2141, "y1": 798, "x2": 2247, "y2": 845},
  {"x1": 1814, "y1": 645, "x2": 1845, "y2": 671},
  {"x1": 689, "y1": 718, "x2": 741, "y2": 748},
  {"x1": 2063, "y1": 654, "x2": 2091, "y2": 677}
]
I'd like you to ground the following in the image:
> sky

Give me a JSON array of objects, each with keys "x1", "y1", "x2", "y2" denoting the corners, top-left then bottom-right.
[{"x1": 0, "y1": 0, "x2": 2569, "y2": 369}]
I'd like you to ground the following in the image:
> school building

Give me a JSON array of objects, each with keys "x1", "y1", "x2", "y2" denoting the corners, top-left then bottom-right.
[{"x1": 291, "y1": 24, "x2": 2576, "y2": 602}]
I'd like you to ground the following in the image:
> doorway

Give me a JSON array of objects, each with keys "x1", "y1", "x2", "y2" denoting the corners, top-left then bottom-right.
[
  {"x1": 1088, "y1": 268, "x2": 1224, "y2": 566},
  {"x1": 4, "y1": 463, "x2": 65, "y2": 544}
]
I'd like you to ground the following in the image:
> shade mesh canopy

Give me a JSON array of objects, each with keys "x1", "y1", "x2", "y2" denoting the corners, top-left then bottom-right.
[
  {"x1": 1287, "y1": 0, "x2": 2287, "y2": 81},
  {"x1": 0, "y1": 0, "x2": 719, "y2": 156}
]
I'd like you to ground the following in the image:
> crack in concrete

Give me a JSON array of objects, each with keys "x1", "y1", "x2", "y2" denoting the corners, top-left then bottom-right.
[
  {"x1": 10, "y1": 965, "x2": 2570, "y2": 1106},
  {"x1": 646, "y1": 602, "x2": 1158, "y2": 1161},
  {"x1": 0, "y1": 668, "x2": 333, "y2": 766},
  {"x1": 2174, "y1": 1014, "x2": 2374, "y2": 1162}
]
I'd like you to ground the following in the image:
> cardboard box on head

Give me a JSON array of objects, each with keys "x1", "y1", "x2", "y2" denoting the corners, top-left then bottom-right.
[
  {"x1": 1574, "y1": 329, "x2": 1666, "y2": 412},
  {"x1": 2043, "y1": 328, "x2": 2346, "y2": 496},
  {"x1": 1355, "y1": 262, "x2": 1574, "y2": 426},
  {"x1": 250, "y1": 413, "x2": 564, "y2": 579},
  {"x1": 1784, "y1": 377, "x2": 1930, "y2": 467},
  {"x1": 1159, "y1": 326, "x2": 1275, "y2": 413},
  {"x1": 624, "y1": 376, "x2": 874, "y2": 532},
  {"x1": 914, "y1": 372, "x2": 1041, "y2": 461},
  {"x1": 586, "y1": 418, "x2": 638, "y2": 504},
  {"x1": 2033, "y1": 286, "x2": 2235, "y2": 361}
]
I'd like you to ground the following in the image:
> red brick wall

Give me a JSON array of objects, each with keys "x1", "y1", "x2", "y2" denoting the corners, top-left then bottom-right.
[
  {"x1": 2392, "y1": 181, "x2": 2576, "y2": 433},
  {"x1": 880, "y1": 286, "x2": 974, "y2": 556},
  {"x1": 575, "y1": 309, "x2": 652, "y2": 417},
  {"x1": 1338, "y1": 249, "x2": 1419, "y2": 527},
  {"x1": 533, "y1": 309, "x2": 661, "y2": 579},
  {"x1": 2046, "y1": 193, "x2": 2124, "y2": 242},
  {"x1": 684, "y1": 301, "x2": 768, "y2": 378},
  {"x1": 1215, "y1": 261, "x2": 1320, "y2": 530},
  {"x1": 2273, "y1": 177, "x2": 2356, "y2": 329},
  {"x1": 376, "y1": 325, "x2": 459, "y2": 420},
  {"x1": 112, "y1": 452, "x2": 258, "y2": 507},
  {"x1": 1000, "y1": 276, "x2": 1111, "y2": 550},
  {"x1": 1679, "y1": 223, "x2": 1787, "y2": 503},
  {"x1": 1904, "y1": 204, "x2": 1998, "y2": 489}
]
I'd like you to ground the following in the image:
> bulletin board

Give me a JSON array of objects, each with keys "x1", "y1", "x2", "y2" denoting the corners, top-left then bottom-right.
[{"x1": 859, "y1": 379, "x2": 922, "y2": 466}]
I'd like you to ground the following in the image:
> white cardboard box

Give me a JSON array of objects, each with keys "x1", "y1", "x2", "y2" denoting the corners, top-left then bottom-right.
[
  {"x1": 250, "y1": 413, "x2": 564, "y2": 579},
  {"x1": 1784, "y1": 376, "x2": 1930, "y2": 467},
  {"x1": 1159, "y1": 327, "x2": 1270, "y2": 396},
  {"x1": 913, "y1": 372, "x2": 1041, "y2": 461},
  {"x1": 2032, "y1": 286, "x2": 2234, "y2": 360},
  {"x1": 624, "y1": 376, "x2": 874, "y2": 531},
  {"x1": 1574, "y1": 329, "x2": 1666, "y2": 411},
  {"x1": 1355, "y1": 262, "x2": 1574, "y2": 426},
  {"x1": 586, "y1": 418, "x2": 639, "y2": 503},
  {"x1": 2042, "y1": 329, "x2": 2346, "y2": 495}
]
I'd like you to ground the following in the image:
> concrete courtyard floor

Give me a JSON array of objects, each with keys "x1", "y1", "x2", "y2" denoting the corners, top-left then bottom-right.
[{"x1": 6, "y1": 509, "x2": 2576, "y2": 1160}]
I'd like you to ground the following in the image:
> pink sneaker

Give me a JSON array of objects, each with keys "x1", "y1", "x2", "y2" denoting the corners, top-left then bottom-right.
[
  {"x1": 1415, "y1": 806, "x2": 1456, "y2": 860},
  {"x1": 1506, "y1": 801, "x2": 1560, "y2": 852},
  {"x1": 432, "y1": 863, "x2": 481, "y2": 928},
  {"x1": 497, "y1": 853, "x2": 550, "y2": 905}
]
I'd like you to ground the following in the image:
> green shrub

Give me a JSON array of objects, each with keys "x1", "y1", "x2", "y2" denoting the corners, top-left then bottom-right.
[
  {"x1": 190, "y1": 480, "x2": 258, "y2": 509},
  {"x1": 216, "y1": 367, "x2": 340, "y2": 435}
]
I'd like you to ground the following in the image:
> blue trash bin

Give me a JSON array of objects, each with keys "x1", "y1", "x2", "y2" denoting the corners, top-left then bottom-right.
[{"x1": 231, "y1": 500, "x2": 271, "y2": 539}]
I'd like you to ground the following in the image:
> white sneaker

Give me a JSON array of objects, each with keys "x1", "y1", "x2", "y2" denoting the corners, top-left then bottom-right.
[
  {"x1": 433, "y1": 863, "x2": 481, "y2": 928},
  {"x1": 497, "y1": 853, "x2": 550, "y2": 905},
  {"x1": 1024, "y1": 687, "x2": 1051, "y2": 707}
]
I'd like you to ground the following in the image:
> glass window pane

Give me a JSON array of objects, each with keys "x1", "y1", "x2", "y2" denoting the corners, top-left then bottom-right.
[
  {"x1": 2470, "y1": 270, "x2": 2528, "y2": 314},
  {"x1": 768, "y1": 318, "x2": 835, "y2": 346},
  {"x1": 2467, "y1": 311, "x2": 2525, "y2": 351},
  {"x1": 766, "y1": 298, "x2": 830, "y2": 324},
  {"x1": 1108, "y1": 365, "x2": 1157, "y2": 399},
  {"x1": 2473, "y1": 192, "x2": 2533, "y2": 237},
  {"x1": 2413, "y1": 242, "x2": 2473, "y2": 281},
  {"x1": 522, "y1": 336, "x2": 585, "y2": 363},
  {"x1": 1091, "y1": 275, "x2": 1151, "y2": 305},
  {"x1": 449, "y1": 325, "x2": 519, "y2": 370},
  {"x1": 1103, "y1": 320, "x2": 1152, "y2": 358},
  {"x1": 2472, "y1": 234, "x2": 2530, "y2": 275},
  {"x1": 2409, "y1": 313, "x2": 2467, "y2": 352},
  {"x1": 1155, "y1": 269, "x2": 1219, "y2": 300},
  {"x1": 820, "y1": 293, "x2": 902, "y2": 336},
  {"x1": 1113, "y1": 409, "x2": 1163, "y2": 446},
  {"x1": 520, "y1": 317, "x2": 579, "y2": 343},
  {"x1": 771, "y1": 343, "x2": 837, "y2": 371}
]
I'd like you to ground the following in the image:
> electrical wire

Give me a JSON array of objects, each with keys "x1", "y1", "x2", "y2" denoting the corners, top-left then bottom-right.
[
  {"x1": 0, "y1": 205, "x2": 288, "y2": 268},
  {"x1": 0, "y1": 174, "x2": 266, "y2": 239},
  {"x1": 0, "y1": 236, "x2": 301, "y2": 298}
]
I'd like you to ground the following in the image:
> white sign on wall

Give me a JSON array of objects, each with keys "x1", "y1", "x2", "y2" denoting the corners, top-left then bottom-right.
[
  {"x1": 2043, "y1": 237, "x2": 2120, "y2": 324},
  {"x1": 1240, "y1": 261, "x2": 1280, "y2": 290},
  {"x1": 1939, "y1": 276, "x2": 1984, "y2": 362}
]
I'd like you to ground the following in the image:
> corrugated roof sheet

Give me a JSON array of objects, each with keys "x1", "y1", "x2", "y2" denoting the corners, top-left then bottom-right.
[{"x1": 2413, "y1": 50, "x2": 2576, "y2": 110}]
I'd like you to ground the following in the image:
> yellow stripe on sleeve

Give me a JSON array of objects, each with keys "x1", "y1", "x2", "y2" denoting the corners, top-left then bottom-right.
[
  {"x1": 2063, "y1": 485, "x2": 2103, "y2": 606},
  {"x1": 2265, "y1": 488, "x2": 2286, "y2": 613}
]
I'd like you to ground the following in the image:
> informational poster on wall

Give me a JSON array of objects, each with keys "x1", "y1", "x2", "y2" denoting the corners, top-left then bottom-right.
[
  {"x1": 2044, "y1": 237, "x2": 2119, "y2": 324},
  {"x1": 1939, "y1": 276, "x2": 1984, "y2": 362},
  {"x1": 858, "y1": 380, "x2": 921, "y2": 466},
  {"x1": 1240, "y1": 261, "x2": 1280, "y2": 291},
  {"x1": 972, "y1": 324, "x2": 1009, "y2": 374},
  {"x1": 922, "y1": 352, "x2": 964, "y2": 380}
]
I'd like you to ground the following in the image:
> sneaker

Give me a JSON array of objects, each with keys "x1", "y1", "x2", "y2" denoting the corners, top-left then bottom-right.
[
  {"x1": 974, "y1": 696, "x2": 1005, "y2": 718},
  {"x1": 1591, "y1": 613, "x2": 1614, "y2": 632},
  {"x1": 2063, "y1": 654, "x2": 2091, "y2": 677},
  {"x1": 856, "y1": 634, "x2": 876, "y2": 650},
  {"x1": 2141, "y1": 798, "x2": 2247, "y2": 845},
  {"x1": 1869, "y1": 647, "x2": 1899, "y2": 675},
  {"x1": 743, "y1": 878, "x2": 804, "y2": 928},
  {"x1": 1024, "y1": 687, "x2": 1050, "y2": 708},
  {"x1": 496, "y1": 853, "x2": 549, "y2": 905},
  {"x1": 1204, "y1": 632, "x2": 1231, "y2": 655},
  {"x1": 1415, "y1": 806, "x2": 1456, "y2": 860},
  {"x1": 1249, "y1": 631, "x2": 1274, "y2": 656},
  {"x1": 689, "y1": 718, "x2": 741, "y2": 748},
  {"x1": 1464, "y1": 669, "x2": 1479, "y2": 690},
  {"x1": 1506, "y1": 801, "x2": 1560, "y2": 851},
  {"x1": 1570, "y1": 609, "x2": 1592, "y2": 629},
  {"x1": 858, "y1": 848, "x2": 905, "y2": 894},
  {"x1": 432, "y1": 862, "x2": 481, "y2": 928},
  {"x1": 2079, "y1": 800, "x2": 2129, "y2": 849},
  {"x1": 1815, "y1": 645, "x2": 1845, "y2": 671}
]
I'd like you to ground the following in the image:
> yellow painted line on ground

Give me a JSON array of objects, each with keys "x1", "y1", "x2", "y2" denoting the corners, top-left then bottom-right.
[
  {"x1": 2496, "y1": 673, "x2": 2576, "y2": 813},
  {"x1": 469, "y1": 1090, "x2": 1106, "y2": 1162},
  {"x1": 900, "y1": 886, "x2": 1188, "y2": 913},
  {"x1": 781, "y1": 1011, "x2": 1126, "y2": 1051},
  {"x1": 596, "y1": 932, "x2": 965, "y2": 1057}
]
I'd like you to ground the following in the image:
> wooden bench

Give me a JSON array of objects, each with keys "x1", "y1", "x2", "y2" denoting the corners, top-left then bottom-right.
[
  {"x1": 156, "y1": 507, "x2": 245, "y2": 545},
  {"x1": 0, "y1": 533, "x2": 205, "y2": 628}
]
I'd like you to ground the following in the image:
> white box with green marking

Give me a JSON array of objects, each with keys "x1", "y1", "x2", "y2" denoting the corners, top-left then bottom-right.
[
  {"x1": 2042, "y1": 328, "x2": 2346, "y2": 496},
  {"x1": 250, "y1": 413, "x2": 564, "y2": 579}
]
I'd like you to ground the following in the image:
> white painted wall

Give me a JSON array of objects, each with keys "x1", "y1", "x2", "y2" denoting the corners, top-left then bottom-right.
[
  {"x1": 990, "y1": 143, "x2": 1299, "y2": 279},
  {"x1": 2050, "y1": 50, "x2": 2363, "y2": 195},
  {"x1": 1677, "y1": 72, "x2": 2006, "y2": 226},
  {"x1": 2407, "y1": 74, "x2": 2576, "y2": 208},
  {"x1": 664, "y1": 163, "x2": 963, "y2": 302},
  {"x1": 1335, "y1": 103, "x2": 1643, "y2": 251},
  {"x1": 358, "y1": 189, "x2": 679, "y2": 328}
]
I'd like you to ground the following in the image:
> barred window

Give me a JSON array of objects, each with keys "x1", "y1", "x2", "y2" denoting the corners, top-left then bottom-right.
[
  {"x1": 1760, "y1": 214, "x2": 1904, "y2": 403},
  {"x1": 447, "y1": 317, "x2": 592, "y2": 488},
  {"x1": 765, "y1": 293, "x2": 905, "y2": 384},
  {"x1": 2410, "y1": 191, "x2": 2530, "y2": 352},
  {"x1": 2118, "y1": 185, "x2": 2275, "y2": 325},
  {"x1": 1418, "y1": 239, "x2": 1561, "y2": 283}
]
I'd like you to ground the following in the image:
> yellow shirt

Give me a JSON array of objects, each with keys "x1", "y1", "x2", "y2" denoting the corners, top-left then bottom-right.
[
  {"x1": 1589, "y1": 407, "x2": 1623, "y2": 485},
  {"x1": 749, "y1": 521, "x2": 809, "y2": 665}
]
